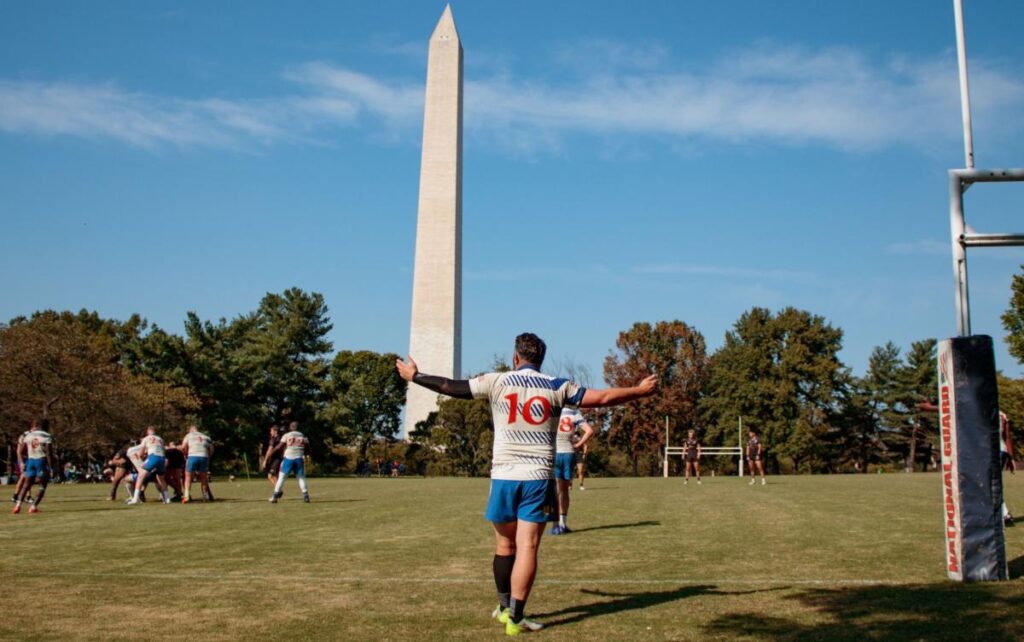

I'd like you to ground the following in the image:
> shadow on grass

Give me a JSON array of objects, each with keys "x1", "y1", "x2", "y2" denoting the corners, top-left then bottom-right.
[
  {"x1": 534, "y1": 585, "x2": 765, "y2": 629},
  {"x1": 1009, "y1": 554, "x2": 1024, "y2": 579},
  {"x1": 704, "y1": 582, "x2": 1024, "y2": 641},
  {"x1": 569, "y1": 520, "x2": 660, "y2": 534}
]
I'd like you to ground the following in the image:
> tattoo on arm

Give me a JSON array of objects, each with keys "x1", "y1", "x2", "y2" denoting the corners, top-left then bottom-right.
[{"x1": 412, "y1": 373, "x2": 473, "y2": 400}]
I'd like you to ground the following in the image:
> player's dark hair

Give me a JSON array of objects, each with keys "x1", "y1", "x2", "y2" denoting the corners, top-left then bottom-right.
[
  {"x1": 514, "y1": 333, "x2": 547, "y2": 367},
  {"x1": 270, "y1": 424, "x2": 279, "y2": 432},
  {"x1": 38, "y1": 418, "x2": 50, "y2": 431}
]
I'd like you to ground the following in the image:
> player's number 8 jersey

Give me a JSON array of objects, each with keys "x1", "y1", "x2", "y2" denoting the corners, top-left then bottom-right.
[
  {"x1": 469, "y1": 367, "x2": 586, "y2": 481},
  {"x1": 25, "y1": 431, "x2": 52, "y2": 459},
  {"x1": 282, "y1": 431, "x2": 306, "y2": 459}
]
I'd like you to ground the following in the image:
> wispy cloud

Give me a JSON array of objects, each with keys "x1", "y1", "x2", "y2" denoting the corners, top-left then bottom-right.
[
  {"x1": 886, "y1": 239, "x2": 950, "y2": 256},
  {"x1": 2, "y1": 42, "x2": 1022, "y2": 153},
  {"x1": 633, "y1": 263, "x2": 818, "y2": 282}
]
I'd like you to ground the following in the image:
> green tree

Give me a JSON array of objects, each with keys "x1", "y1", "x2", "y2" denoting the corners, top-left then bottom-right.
[
  {"x1": 903, "y1": 339, "x2": 938, "y2": 471},
  {"x1": 429, "y1": 397, "x2": 494, "y2": 476},
  {"x1": 322, "y1": 350, "x2": 407, "y2": 464},
  {"x1": 1002, "y1": 266, "x2": 1024, "y2": 364},
  {"x1": 702, "y1": 307, "x2": 845, "y2": 473}
]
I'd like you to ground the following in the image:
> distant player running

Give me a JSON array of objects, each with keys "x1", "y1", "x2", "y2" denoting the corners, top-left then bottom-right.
[
  {"x1": 262, "y1": 425, "x2": 283, "y2": 489},
  {"x1": 268, "y1": 421, "x2": 310, "y2": 503},
  {"x1": 747, "y1": 429, "x2": 766, "y2": 486},
  {"x1": 552, "y1": 408, "x2": 594, "y2": 534},
  {"x1": 683, "y1": 429, "x2": 702, "y2": 485},
  {"x1": 397, "y1": 332, "x2": 658, "y2": 635},
  {"x1": 127, "y1": 427, "x2": 171, "y2": 505},
  {"x1": 181, "y1": 425, "x2": 215, "y2": 503},
  {"x1": 12, "y1": 419, "x2": 55, "y2": 514}
]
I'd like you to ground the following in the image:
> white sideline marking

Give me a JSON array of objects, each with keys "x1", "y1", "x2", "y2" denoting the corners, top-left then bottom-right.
[{"x1": 23, "y1": 571, "x2": 910, "y2": 587}]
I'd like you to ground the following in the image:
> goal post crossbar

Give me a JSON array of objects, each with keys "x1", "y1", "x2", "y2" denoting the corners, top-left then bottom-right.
[{"x1": 662, "y1": 416, "x2": 747, "y2": 478}]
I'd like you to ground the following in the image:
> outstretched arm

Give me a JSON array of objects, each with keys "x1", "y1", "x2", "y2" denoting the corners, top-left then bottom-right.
[
  {"x1": 395, "y1": 356, "x2": 473, "y2": 400},
  {"x1": 574, "y1": 421, "x2": 596, "y2": 450},
  {"x1": 579, "y1": 375, "x2": 658, "y2": 408}
]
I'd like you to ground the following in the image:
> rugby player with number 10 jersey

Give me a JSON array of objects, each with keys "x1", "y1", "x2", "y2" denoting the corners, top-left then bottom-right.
[{"x1": 397, "y1": 332, "x2": 658, "y2": 636}]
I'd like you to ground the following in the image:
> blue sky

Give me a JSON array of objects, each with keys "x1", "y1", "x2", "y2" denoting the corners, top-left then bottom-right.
[{"x1": 3, "y1": 1, "x2": 1024, "y2": 381}]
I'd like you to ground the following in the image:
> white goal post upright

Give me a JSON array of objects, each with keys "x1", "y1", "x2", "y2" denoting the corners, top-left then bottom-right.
[{"x1": 662, "y1": 416, "x2": 744, "y2": 478}]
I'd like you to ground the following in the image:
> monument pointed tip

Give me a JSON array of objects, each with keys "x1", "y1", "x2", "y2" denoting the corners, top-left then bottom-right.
[{"x1": 432, "y1": 4, "x2": 460, "y2": 42}]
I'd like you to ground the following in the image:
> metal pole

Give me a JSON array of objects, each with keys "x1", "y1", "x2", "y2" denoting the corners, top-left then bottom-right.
[
  {"x1": 663, "y1": 416, "x2": 669, "y2": 478},
  {"x1": 950, "y1": 172, "x2": 971, "y2": 335},
  {"x1": 738, "y1": 416, "x2": 744, "y2": 478},
  {"x1": 954, "y1": 0, "x2": 975, "y2": 169}
]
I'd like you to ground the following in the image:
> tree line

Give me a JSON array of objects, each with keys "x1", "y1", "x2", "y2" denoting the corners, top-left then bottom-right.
[{"x1": 5, "y1": 280, "x2": 1024, "y2": 477}]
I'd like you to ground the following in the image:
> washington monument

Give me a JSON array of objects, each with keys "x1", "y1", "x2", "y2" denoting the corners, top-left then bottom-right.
[{"x1": 405, "y1": 5, "x2": 463, "y2": 434}]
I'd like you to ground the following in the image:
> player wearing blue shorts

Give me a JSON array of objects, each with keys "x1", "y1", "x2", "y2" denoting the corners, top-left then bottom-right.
[
  {"x1": 551, "y1": 408, "x2": 594, "y2": 535},
  {"x1": 181, "y1": 425, "x2": 215, "y2": 503},
  {"x1": 397, "y1": 332, "x2": 658, "y2": 635},
  {"x1": 12, "y1": 419, "x2": 55, "y2": 514},
  {"x1": 127, "y1": 427, "x2": 171, "y2": 505},
  {"x1": 268, "y1": 421, "x2": 310, "y2": 503}
]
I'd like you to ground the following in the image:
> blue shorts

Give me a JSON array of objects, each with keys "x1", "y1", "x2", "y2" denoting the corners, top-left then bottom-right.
[
  {"x1": 142, "y1": 455, "x2": 166, "y2": 474},
  {"x1": 554, "y1": 453, "x2": 576, "y2": 480},
  {"x1": 485, "y1": 479, "x2": 557, "y2": 524},
  {"x1": 24, "y1": 458, "x2": 49, "y2": 479},
  {"x1": 281, "y1": 457, "x2": 304, "y2": 476},
  {"x1": 186, "y1": 456, "x2": 209, "y2": 473},
  {"x1": 130, "y1": 471, "x2": 155, "y2": 484}
]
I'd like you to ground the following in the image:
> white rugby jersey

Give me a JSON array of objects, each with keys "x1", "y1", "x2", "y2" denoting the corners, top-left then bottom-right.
[
  {"x1": 469, "y1": 366, "x2": 586, "y2": 481},
  {"x1": 127, "y1": 444, "x2": 146, "y2": 465},
  {"x1": 556, "y1": 408, "x2": 586, "y2": 454},
  {"x1": 183, "y1": 431, "x2": 212, "y2": 458},
  {"x1": 282, "y1": 431, "x2": 306, "y2": 459},
  {"x1": 24, "y1": 430, "x2": 52, "y2": 459},
  {"x1": 141, "y1": 434, "x2": 165, "y2": 457}
]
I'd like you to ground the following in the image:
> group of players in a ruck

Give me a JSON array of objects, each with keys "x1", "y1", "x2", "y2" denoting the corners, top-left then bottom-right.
[{"x1": 8, "y1": 419, "x2": 313, "y2": 514}]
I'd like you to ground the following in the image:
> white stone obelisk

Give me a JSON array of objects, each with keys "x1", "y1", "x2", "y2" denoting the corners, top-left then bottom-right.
[{"x1": 405, "y1": 5, "x2": 463, "y2": 435}]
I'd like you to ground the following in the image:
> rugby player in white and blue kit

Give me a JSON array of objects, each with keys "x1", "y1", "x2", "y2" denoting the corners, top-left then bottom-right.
[
  {"x1": 397, "y1": 332, "x2": 658, "y2": 635},
  {"x1": 127, "y1": 426, "x2": 171, "y2": 505},
  {"x1": 552, "y1": 408, "x2": 594, "y2": 535},
  {"x1": 268, "y1": 421, "x2": 311, "y2": 504},
  {"x1": 181, "y1": 425, "x2": 215, "y2": 503},
  {"x1": 12, "y1": 419, "x2": 55, "y2": 514}
]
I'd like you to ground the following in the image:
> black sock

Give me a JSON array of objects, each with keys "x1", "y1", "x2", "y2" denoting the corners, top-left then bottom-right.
[
  {"x1": 510, "y1": 596, "x2": 526, "y2": 623},
  {"x1": 493, "y1": 554, "x2": 515, "y2": 608},
  {"x1": 33, "y1": 486, "x2": 46, "y2": 506}
]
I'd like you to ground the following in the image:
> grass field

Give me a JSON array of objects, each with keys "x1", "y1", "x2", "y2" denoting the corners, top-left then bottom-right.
[{"x1": 3, "y1": 473, "x2": 1024, "y2": 641}]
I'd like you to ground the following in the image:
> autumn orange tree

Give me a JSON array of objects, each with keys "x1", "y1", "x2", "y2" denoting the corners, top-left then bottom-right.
[
  {"x1": 0, "y1": 313, "x2": 196, "y2": 469},
  {"x1": 603, "y1": 320, "x2": 708, "y2": 476}
]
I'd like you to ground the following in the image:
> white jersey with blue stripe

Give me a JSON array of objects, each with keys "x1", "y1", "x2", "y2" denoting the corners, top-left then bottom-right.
[
  {"x1": 469, "y1": 366, "x2": 586, "y2": 481},
  {"x1": 141, "y1": 434, "x2": 165, "y2": 457},
  {"x1": 556, "y1": 408, "x2": 586, "y2": 454}
]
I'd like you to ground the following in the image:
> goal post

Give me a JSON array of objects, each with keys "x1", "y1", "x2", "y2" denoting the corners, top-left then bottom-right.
[{"x1": 663, "y1": 416, "x2": 745, "y2": 478}]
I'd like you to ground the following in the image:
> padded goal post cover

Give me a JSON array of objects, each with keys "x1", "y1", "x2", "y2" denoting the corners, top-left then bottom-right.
[{"x1": 937, "y1": 335, "x2": 1008, "y2": 582}]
